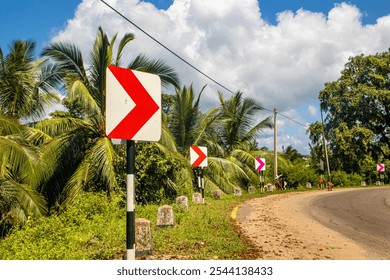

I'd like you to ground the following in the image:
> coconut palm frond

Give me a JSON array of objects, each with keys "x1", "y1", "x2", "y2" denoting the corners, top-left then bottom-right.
[
  {"x1": 0, "y1": 136, "x2": 38, "y2": 180},
  {"x1": 0, "y1": 114, "x2": 24, "y2": 136},
  {"x1": 60, "y1": 157, "x2": 91, "y2": 208},
  {"x1": 87, "y1": 137, "x2": 118, "y2": 192},
  {"x1": 0, "y1": 178, "x2": 47, "y2": 219},
  {"x1": 242, "y1": 115, "x2": 273, "y2": 143},
  {"x1": 159, "y1": 123, "x2": 178, "y2": 153},
  {"x1": 115, "y1": 32, "x2": 135, "y2": 66},
  {"x1": 206, "y1": 156, "x2": 248, "y2": 193},
  {"x1": 67, "y1": 79, "x2": 104, "y2": 122},
  {"x1": 193, "y1": 106, "x2": 219, "y2": 145},
  {"x1": 61, "y1": 137, "x2": 118, "y2": 207},
  {"x1": 174, "y1": 166, "x2": 194, "y2": 190},
  {"x1": 32, "y1": 117, "x2": 91, "y2": 137},
  {"x1": 41, "y1": 42, "x2": 87, "y2": 82},
  {"x1": 23, "y1": 126, "x2": 52, "y2": 145},
  {"x1": 128, "y1": 53, "x2": 180, "y2": 88}
]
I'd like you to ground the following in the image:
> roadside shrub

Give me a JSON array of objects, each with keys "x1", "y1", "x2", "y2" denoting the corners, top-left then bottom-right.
[
  {"x1": 114, "y1": 143, "x2": 187, "y2": 205},
  {"x1": 0, "y1": 192, "x2": 125, "y2": 260},
  {"x1": 282, "y1": 160, "x2": 317, "y2": 187},
  {"x1": 331, "y1": 171, "x2": 364, "y2": 187}
]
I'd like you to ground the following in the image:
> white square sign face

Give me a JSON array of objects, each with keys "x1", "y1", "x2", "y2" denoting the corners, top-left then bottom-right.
[
  {"x1": 255, "y1": 158, "x2": 266, "y2": 171},
  {"x1": 106, "y1": 66, "x2": 161, "y2": 141},
  {"x1": 190, "y1": 146, "x2": 208, "y2": 167}
]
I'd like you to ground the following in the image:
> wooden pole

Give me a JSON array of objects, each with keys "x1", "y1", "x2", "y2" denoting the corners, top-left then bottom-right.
[{"x1": 274, "y1": 108, "x2": 278, "y2": 180}]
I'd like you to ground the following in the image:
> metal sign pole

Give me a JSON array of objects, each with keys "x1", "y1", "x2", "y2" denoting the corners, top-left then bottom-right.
[
  {"x1": 201, "y1": 167, "x2": 205, "y2": 204},
  {"x1": 260, "y1": 170, "x2": 264, "y2": 190},
  {"x1": 126, "y1": 140, "x2": 136, "y2": 260}
]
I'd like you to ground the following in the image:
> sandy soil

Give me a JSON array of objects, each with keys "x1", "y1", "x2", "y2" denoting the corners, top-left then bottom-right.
[{"x1": 236, "y1": 189, "x2": 370, "y2": 260}]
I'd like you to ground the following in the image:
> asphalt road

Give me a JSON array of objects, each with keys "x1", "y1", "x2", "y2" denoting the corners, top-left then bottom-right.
[{"x1": 307, "y1": 187, "x2": 390, "y2": 259}]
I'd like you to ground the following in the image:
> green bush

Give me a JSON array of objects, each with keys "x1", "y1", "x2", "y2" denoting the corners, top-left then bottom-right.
[
  {"x1": 282, "y1": 160, "x2": 317, "y2": 187},
  {"x1": 114, "y1": 143, "x2": 188, "y2": 205},
  {"x1": 0, "y1": 192, "x2": 125, "y2": 260},
  {"x1": 331, "y1": 171, "x2": 364, "y2": 187}
]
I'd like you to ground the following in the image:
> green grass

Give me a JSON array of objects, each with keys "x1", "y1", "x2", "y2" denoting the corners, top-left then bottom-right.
[
  {"x1": 136, "y1": 196, "x2": 260, "y2": 260},
  {"x1": 2, "y1": 186, "x2": 368, "y2": 260}
]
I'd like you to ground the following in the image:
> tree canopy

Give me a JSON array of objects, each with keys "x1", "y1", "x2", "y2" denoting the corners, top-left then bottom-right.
[{"x1": 309, "y1": 50, "x2": 390, "y2": 177}]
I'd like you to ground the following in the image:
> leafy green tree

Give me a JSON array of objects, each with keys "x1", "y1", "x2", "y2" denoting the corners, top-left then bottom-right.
[
  {"x1": 164, "y1": 88, "x2": 274, "y2": 193},
  {"x1": 168, "y1": 84, "x2": 207, "y2": 154},
  {"x1": 311, "y1": 50, "x2": 390, "y2": 175}
]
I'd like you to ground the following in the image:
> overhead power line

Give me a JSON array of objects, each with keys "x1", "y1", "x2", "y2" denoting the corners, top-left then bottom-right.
[
  {"x1": 99, "y1": 0, "x2": 310, "y2": 129},
  {"x1": 278, "y1": 112, "x2": 309, "y2": 128},
  {"x1": 100, "y1": 0, "x2": 236, "y2": 95}
]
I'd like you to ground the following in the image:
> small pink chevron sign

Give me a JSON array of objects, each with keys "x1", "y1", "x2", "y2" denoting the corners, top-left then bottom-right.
[
  {"x1": 255, "y1": 158, "x2": 266, "y2": 171},
  {"x1": 377, "y1": 163, "x2": 385, "y2": 172}
]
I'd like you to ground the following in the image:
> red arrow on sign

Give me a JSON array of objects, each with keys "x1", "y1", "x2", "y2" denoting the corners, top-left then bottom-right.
[
  {"x1": 191, "y1": 146, "x2": 207, "y2": 167},
  {"x1": 377, "y1": 163, "x2": 385, "y2": 172},
  {"x1": 106, "y1": 66, "x2": 159, "y2": 140},
  {"x1": 255, "y1": 158, "x2": 265, "y2": 171}
]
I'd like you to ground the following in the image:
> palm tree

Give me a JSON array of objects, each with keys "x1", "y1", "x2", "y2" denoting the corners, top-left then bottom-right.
[
  {"x1": 168, "y1": 84, "x2": 218, "y2": 154},
  {"x1": 34, "y1": 27, "x2": 180, "y2": 210},
  {"x1": 205, "y1": 92, "x2": 274, "y2": 192},
  {"x1": 216, "y1": 91, "x2": 273, "y2": 153},
  {"x1": 165, "y1": 87, "x2": 274, "y2": 193},
  {"x1": 0, "y1": 40, "x2": 60, "y2": 120},
  {"x1": 0, "y1": 114, "x2": 47, "y2": 232},
  {"x1": 0, "y1": 40, "x2": 60, "y2": 230}
]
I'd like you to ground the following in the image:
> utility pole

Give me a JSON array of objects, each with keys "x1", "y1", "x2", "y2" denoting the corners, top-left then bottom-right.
[
  {"x1": 320, "y1": 109, "x2": 331, "y2": 182},
  {"x1": 274, "y1": 108, "x2": 278, "y2": 180}
]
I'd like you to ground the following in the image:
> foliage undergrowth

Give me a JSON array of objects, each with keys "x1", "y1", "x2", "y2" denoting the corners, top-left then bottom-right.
[
  {"x1": 0, "y1": 192, "x2": 126, "y2": 260},
  {"x1": 3, "y1": 186, "x2": 369, "y2": 260},
  {"x1": 0, "y1": 190, "x2": 267, "y2": 260}
]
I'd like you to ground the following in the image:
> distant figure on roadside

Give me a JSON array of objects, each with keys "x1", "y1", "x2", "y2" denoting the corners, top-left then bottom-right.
[
  {"x1": 317, "y1": 177, "x2": 325, "y2": 189},
  {"x1": 327, "y1": 181, "x2": 334, "y2": 191},
  {"x1": 275, "y1": 179, "x2": 282, "y2": 190}
]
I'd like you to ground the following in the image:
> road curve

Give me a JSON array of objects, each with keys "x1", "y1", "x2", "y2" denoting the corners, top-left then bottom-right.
[
  {"x1": 236, "y1": 187, "x2": 390, "y2": 260},
  {"x1": 307, "y1": 187, "x2": 390, "y2": 259}
]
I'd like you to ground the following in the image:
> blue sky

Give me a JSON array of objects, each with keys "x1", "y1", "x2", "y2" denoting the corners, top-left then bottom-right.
[
  {"x1": 1, "y1": 0, "x2": 387, "y2": 53},
  {"x1": 1, "y1": 0, "x2": 390, "y2": 153}
]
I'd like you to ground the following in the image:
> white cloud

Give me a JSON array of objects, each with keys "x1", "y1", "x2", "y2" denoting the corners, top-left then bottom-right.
[
  {"x1": 50, "y1": 0, "x2": 390, "y2": 153},
  {"x1": 308, "y1": 105, "x2": 317, "y2": 117}
]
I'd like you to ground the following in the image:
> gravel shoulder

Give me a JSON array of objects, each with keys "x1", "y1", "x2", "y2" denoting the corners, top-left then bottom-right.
[{"x1": 236, "y1": 189, "x2": 370, "y2": 260}]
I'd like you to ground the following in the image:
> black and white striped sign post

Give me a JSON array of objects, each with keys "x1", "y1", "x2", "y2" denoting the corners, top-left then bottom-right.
[
  {"x1": 126, "y1": 140, "x2": 136, "y2": 260},
  {"x1": 106, "y1": 66, "x2": 161, "y2": 260}
]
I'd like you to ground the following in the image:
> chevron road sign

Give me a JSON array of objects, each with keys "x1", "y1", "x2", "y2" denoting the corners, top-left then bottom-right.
[
  {"x1": 255, "y1": 158, "x2": 266, "y2": 171},
  {"x1": 105, "y1": 65, "x2": 161, "y2": 141},
  {"x1": 190, "y1": 146, "x2": 208, "y2": 167}
]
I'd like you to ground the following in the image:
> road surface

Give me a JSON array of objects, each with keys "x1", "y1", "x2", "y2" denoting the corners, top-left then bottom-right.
[
  {"x1": 236, "y1": 187, "x2": 390, "y2": 259},
  {"x1": 307, "y1": 187, "x2": 390, "y2": 259}
]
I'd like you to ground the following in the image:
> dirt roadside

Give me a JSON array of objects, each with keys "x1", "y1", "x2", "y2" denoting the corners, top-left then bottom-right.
[{"x1": 235, "y1": 189, "x2": 370, "y2": 260}]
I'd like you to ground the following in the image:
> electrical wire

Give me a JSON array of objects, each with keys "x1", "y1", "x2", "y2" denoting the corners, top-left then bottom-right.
[
  {"x1": 99, "y1": 0, "x2": 310, "y2": 129},
  {"x1": 100, "y1": 0, "x2": 236, "y2": 95}
]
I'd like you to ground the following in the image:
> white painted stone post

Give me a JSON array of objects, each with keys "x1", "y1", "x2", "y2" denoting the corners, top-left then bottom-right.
[
  {"x1": 176, "y1": 196, "x2": 189, "y2": 211},
  {"x1": 192, "y1": 192, "x2": 202, "y2": 204},
  {"x1": 157, "y1": 205, "x2": 175, "y2": 227},
  {"x1": 234, "y1": 187, "x2": 242, "y2": 197},
  {"x1": 212, "y1": 190, "x2": 223, "y2": 199},
  {"x1": 135, "y1": 218, "x2": 153, "y2": 257}
]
